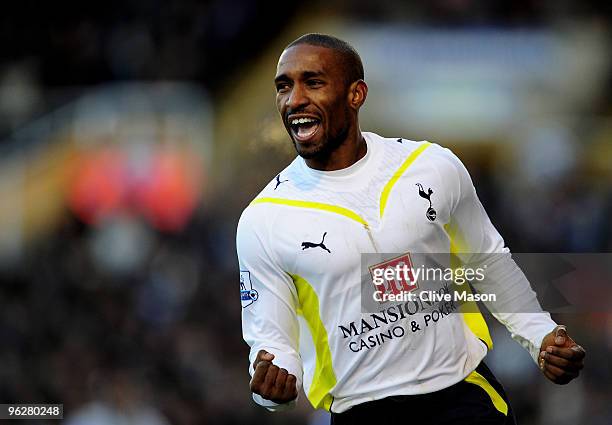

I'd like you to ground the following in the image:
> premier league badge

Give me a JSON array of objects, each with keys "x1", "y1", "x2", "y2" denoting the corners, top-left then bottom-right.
[{"x1": 240, "y1": 271, "x2": 259, "y2": 308}]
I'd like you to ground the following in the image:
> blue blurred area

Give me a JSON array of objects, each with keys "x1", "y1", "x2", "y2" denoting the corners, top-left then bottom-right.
[{"x1": 0, "y1": 1, "x2": 611, "y2": 424}]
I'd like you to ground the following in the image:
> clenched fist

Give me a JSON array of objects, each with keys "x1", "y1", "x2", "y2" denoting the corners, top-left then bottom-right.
[
  {"x1": 539, "y1": 325, "x2": 585, "y2": 385},
  {"x1": 250, "y1": 350, "x2": 298, "y2": 403}
]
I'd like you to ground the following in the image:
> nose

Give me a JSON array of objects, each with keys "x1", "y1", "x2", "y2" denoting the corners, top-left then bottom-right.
[{"x1": 286, "y1": 84, "x2": 309, "y2": 110}]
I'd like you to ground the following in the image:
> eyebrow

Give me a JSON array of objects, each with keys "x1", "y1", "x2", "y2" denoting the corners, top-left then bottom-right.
[{"x1": 274, "y1": 70, "x2": 325, "y2": 84}]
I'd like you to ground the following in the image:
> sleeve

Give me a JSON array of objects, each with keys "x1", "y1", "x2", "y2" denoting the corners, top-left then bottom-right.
[
  {"x1": 236, "y1": 207, "x2": 303, "y2": 411},
  {"x1": 443, "y1": 149, "x2": 557, "y2": 363}
]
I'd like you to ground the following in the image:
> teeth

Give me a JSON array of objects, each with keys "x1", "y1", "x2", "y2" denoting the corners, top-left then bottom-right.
[{"x1": 291, "y1": 117, "x2": 317, "y2": 125}]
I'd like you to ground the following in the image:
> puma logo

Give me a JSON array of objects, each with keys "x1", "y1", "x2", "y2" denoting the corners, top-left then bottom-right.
[
  {"x1": 416, "y1": 183, "x2": 437, "y2": 221},
  {"x1": 301, "y1": 232, "x2": 331, "y2": 253},
  {"x1": 274, "y1": 174, "x2": 289, "y2": 190}
]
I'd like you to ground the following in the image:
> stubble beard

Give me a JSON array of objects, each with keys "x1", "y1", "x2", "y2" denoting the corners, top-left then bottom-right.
[
  {"x1": 292, "y1": 104, "x2": 351, "y2": 161},
  {"x1": 293, "y1": 124, "x2": 349, "y2": 160}
]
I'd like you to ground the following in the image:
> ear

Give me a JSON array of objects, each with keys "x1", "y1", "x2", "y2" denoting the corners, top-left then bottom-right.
[{"x1": 347, "y1": 80, "x2": 368, "y2": 111}]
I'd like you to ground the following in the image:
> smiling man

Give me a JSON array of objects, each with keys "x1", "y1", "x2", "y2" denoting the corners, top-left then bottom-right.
[
  {"x1": 273, "y1": 39, "x2": 366, "y2": 168},
  {"x1": 236, "y1": 34, "x2": 585, "y2": 424}
]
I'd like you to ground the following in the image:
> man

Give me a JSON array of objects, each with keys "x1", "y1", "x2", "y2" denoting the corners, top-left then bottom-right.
[{"x1": 236, "y1": 33, "x2": 585, "y2": 424}]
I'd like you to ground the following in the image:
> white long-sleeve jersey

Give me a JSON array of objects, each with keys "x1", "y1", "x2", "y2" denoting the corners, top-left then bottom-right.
[{"x1": 236, "y1": 132, "x2": 556, "y2": 413}]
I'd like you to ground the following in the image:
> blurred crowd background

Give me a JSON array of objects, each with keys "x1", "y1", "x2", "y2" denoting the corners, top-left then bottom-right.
[{"x1": 0, "y1": 1, "x2": 611, "y2": 424}]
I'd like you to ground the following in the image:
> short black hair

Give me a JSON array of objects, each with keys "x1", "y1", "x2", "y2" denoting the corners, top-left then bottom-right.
[{"x1": 285, "y1": 33, "x2": 364, "y2": 85}]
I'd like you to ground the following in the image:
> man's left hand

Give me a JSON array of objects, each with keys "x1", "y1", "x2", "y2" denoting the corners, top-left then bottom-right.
[{"x1": 539, "y1": 325, "x2": 585, "y2": 384}]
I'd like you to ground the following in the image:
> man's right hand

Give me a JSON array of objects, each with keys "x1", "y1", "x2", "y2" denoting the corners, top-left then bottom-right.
[{"x1": 250, "y1": 350, "x2": 298, "y2": 403}]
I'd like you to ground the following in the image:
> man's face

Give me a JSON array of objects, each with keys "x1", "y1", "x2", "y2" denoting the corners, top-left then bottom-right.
[{"x1": 274, "y1": 44, "x2": 353, "y2": 159}]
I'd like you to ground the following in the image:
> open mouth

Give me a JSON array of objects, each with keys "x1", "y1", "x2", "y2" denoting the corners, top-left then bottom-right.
[{"x1": 289, "y1": 117, "x2": 320, "y2": 142}]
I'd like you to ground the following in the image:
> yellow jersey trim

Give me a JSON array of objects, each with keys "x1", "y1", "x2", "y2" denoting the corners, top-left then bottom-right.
[
  {"x1": 379, "y1": 142, "x2": 431, "y2": 218},
  {"x1": 291, "y1": 274, "x2": 336, "y2": 411},
  {"x1": 465, "y1": 370, "x2": 509, "y2": 416},
  {"x1": 251, "y1": 197, "x2": 369, "y2": 228},
  {"x1": 444, "y1": 221, "x2": 494, "y2": 350}
]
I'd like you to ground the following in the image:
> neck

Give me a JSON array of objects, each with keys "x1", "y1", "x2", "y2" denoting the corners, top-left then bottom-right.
[{"x1": 305, "y1": 125, "x2": 367, "y2": 171}]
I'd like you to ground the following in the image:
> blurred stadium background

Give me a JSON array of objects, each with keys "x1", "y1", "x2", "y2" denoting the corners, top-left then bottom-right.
[{"x1": 0, "y1": 1, "x2": 611, "y2": 424}]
